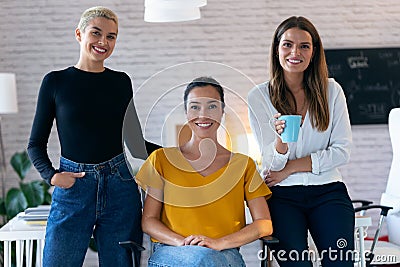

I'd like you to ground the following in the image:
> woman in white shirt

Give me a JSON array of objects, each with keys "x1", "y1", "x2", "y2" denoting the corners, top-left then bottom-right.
[{"x1": 248, "y1": 16, "x2": 354, "y2": 266}]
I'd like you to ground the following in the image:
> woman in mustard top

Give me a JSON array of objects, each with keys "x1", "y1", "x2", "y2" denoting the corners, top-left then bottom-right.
[{"x1": 136, "y1": 77, "x2": 273, "y2": 267}]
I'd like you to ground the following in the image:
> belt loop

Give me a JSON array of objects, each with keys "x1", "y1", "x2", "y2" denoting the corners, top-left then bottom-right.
[{"x1": 112, "y1": 162, "x2": 118, "y2": 174}]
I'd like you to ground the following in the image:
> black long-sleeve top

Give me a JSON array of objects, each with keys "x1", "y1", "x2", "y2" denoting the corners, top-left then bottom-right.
[{"x1": 27, "y1": 66, "x2": 160, "y2": 184}]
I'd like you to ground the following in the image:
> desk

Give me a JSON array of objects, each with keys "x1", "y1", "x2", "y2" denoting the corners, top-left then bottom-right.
[
  {"x1": 355, "y1": 216, "x2": 372, "y2": 267},
  {"x1": 0, "y1": 213, "x2": 46, "y2": 267}
]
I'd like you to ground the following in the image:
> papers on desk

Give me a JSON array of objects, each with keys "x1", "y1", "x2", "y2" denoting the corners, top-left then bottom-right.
[
  {"x1": 17, "y1": 205, "x2": 50, "y2": 225},
  {"x1": 24, "y1": 205, "x2": 51, "y2": 215}
]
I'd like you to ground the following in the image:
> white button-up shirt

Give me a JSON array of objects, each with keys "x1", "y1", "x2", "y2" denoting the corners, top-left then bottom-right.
[{"x1": 248, "y1": 78, "x2": 352, "y2": 186}]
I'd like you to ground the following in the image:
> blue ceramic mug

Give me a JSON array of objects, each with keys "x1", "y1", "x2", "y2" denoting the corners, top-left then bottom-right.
[{"x1": 269, "y1": 115, "x2": 302, "y2": 143}]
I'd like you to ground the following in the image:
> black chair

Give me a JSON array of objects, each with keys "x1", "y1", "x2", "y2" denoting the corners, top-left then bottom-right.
[
  {"x1": 119, "y1": 240, "x2": 146, "y2": 267},
  {"x1": 352, "y1": 199, "x2": 374, "y2": 215},
  {"x1": 122, "y1": 187, "x2": 278, "y2": 267},
  {"x1": 353, "y1": 200, "x2": 395, "y2": 267},
  {"x1": 260, "y1": 235, "x2": 279, "y2": 267}
]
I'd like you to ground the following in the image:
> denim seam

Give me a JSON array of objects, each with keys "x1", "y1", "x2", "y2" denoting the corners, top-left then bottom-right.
[{"x1": 148, "y1": 259, "x2": 172, "y2": 267}]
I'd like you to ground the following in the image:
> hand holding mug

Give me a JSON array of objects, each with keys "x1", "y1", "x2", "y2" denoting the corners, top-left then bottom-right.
[
  {"x1": 272, "y1": 113, "x2": 285, "y2": 135},
  {"x1": 269, "y1": 113, "x2": 302, "y2": 143}
]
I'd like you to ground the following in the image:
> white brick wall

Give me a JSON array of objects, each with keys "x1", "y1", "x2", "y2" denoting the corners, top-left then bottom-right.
[{"x1": 1, "y1": 0, "x2": 399, "y2": 236}]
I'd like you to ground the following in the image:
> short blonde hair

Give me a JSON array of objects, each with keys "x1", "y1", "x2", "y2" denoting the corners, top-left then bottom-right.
[{"x1": 78, "y1": 6, "x2": 118, "y2": 32}]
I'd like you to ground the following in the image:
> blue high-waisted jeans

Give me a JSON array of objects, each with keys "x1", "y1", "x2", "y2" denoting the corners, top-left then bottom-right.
[
  {"x1": 148, "y1": 242, "x2": 246, "y2": 267},
  {"x1": 43, "y1": 153, "x2": 142, "y2": 267}
]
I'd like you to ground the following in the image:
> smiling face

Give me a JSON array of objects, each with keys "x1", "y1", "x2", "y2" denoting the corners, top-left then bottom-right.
[
  {"x1": 75, "y1": 17, "x2": 117, "y2": 70},
  {"x1": 185, "y1": 85, "x2": 224, "y2": 140},
  {"x1": 278, "y1": 27, "x2": 314, "y2": 76}
]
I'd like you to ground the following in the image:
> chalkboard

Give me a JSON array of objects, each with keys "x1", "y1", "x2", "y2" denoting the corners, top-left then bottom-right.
[{"x1": 325, "y1": 48, "x2": 400, "y2": 125}]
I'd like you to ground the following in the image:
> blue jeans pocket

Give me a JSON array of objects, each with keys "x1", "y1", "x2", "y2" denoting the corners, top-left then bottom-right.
[{"x1": 115, "y1": 163, "x2": 135, "y2": 181}]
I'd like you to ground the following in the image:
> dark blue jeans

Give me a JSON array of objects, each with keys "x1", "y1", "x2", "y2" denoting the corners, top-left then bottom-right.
[
  {"x1": 43, "y1": 153, "x2": 142, "y2": 267},
  {"x1": 267, "y1": 182, "x2": 355, "y2": 267}
]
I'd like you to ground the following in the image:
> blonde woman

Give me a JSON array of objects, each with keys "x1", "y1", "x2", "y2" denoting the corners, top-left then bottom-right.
[{"x1": 28, "y1": 7, "x2": 158, "y2": 266}]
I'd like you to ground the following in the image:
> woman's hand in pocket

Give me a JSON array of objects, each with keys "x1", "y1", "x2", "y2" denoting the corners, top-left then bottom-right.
[{"x1": 51, "y1": 171, "x2": 85, "y2": 189}]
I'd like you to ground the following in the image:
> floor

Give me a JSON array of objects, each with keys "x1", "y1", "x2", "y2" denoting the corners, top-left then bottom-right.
[{"x1": 82, "y1": 234, "x2": 279, "y2": 267}]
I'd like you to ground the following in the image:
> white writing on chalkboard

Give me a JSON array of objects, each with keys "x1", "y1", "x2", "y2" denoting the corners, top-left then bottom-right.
[
  {"x1": 347, "y1": 55, "x2": 369, "y2": 69},
  {"x1": 325, "y1": 47, "x2": 400, "y2": 125}
]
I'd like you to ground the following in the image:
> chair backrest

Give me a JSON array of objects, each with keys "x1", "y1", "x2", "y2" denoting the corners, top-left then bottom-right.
[
  {"x1": 381, "y1": 107, "x2": 400, "y2": 246},
  {"x1": 386, "y1": 108, "x2": 400, "y2": 196}
]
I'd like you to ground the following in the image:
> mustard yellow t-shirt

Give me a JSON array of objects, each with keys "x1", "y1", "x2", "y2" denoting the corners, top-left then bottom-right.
[{"x1": 135, "y1": 147, "x2": 271, "y2": 240}]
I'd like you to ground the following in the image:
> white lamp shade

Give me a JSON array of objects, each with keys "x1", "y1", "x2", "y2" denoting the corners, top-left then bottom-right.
[
  {"x1": 0, "y1": 73, "x2": 18, "y2": 114},
  {"x1": 145, "y1": 0, "x2": 206, "y2": 8},
  {"x1": 145, "y1": 6, "x2": 201, "y2": 22}
]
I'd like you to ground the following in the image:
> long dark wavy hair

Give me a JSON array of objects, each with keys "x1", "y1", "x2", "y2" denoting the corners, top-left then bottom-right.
[{"x1": 269, "y1": 16, "x2": 329, "y2": 131}]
